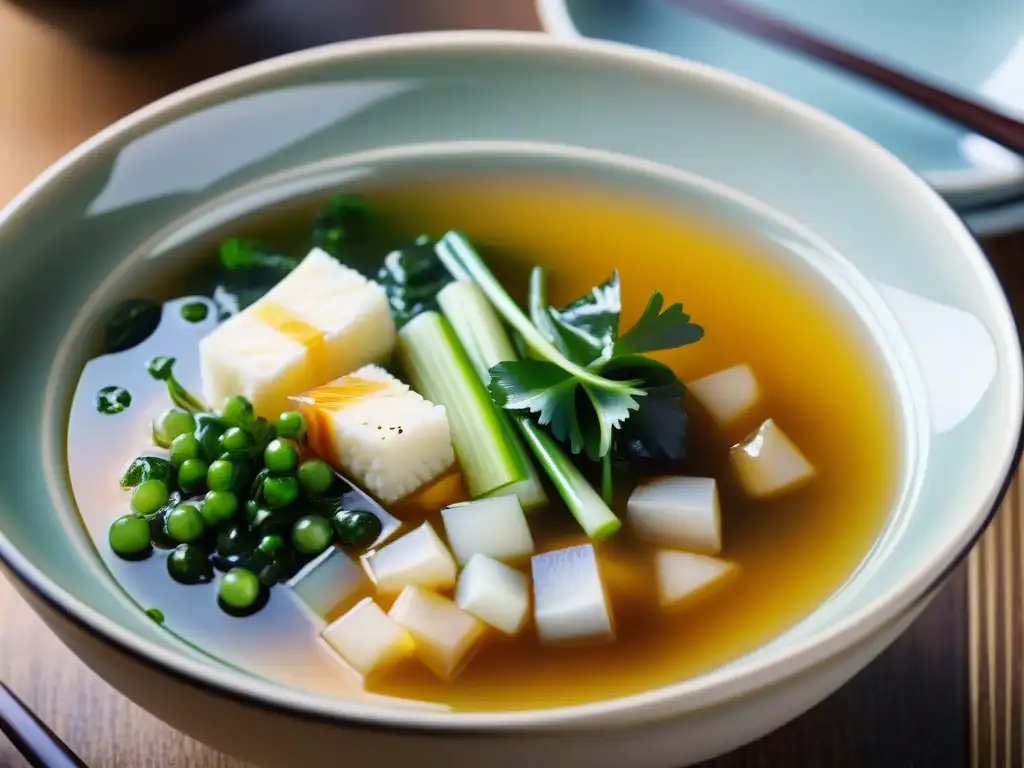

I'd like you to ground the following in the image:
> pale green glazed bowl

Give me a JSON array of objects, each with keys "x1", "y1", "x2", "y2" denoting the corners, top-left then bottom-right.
[{"x1": 0, "y1": 32, "x2": 1020, "y2": 768}]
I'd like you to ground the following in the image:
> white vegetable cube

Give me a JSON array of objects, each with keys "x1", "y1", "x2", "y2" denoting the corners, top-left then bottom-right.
[
  {"x1": 688, "y1": 364, "x2": 761, "y2": 428},
  {"x1": 322, "y1": 597, "x2": 414, "y2": 678},
  {"x1": 626, "y1": 476, "x2": 721, "y2": 554},
  {"x1": 441, "y1": 495, "x2": 535, "y2": 565},
  {"x1": 455, "y1": 554, "x2": 530, "y2": 635},
  {"x1": 287, "y1": 547, "x2": 372, "y2": 625},
  {"x1": 730, "y1": 418, "x2": 815, "y2": 498},
  {"x1": 366, "y1": 523, "x2": 457, "y2": 594},
  {"x1": 389, "y1": 586, "x2": 485, "y2": 681},
  {"x1": 531, "y1": 544, "x2": 614, "y2": 645},
  {"x1": 655, "y1": 550, "x2": 740, "y2": 611},
  {"x1": 200, "y1": 248, "x2": 395, "y2": 417},
  {"x1": 294, "y1": 365, "x2": 456, "y2": 504}
]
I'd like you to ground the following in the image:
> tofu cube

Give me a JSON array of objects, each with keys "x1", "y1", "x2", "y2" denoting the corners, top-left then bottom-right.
[
  {"x1": 366, "y1": 523, "x2": 457, "y2": 594},
  {"x1": 322, "y1": 597, "x2": 414, "y2": 678},
  {"x1": 292, "y1": 365, "x2": 455, "y2": 503},
  {"x1": 441, "y1": 495, "x2": 535, "y2": 565},
  {"x1": 654, "y1": 550, "x2": 740, "y2": 611},
  {"x1": 626, "y1": 476, "x2": 721, "y2": 554},
  {"x1": 200, "y1": 248, "x2": 395, "y2": 417},
  {"x1": 729, "y1": 418, "x2": 815, "y2": 498},
  {"x1": 531, "y1": 544, "x2": 614, "y2": 645},
  {"x1": 389, "y1": 586, "x2": 485, "y2": 681},
  {"x1": 688, "y1": 364, "x2": 761, "y2": 428},
  {"x1": 287, "y1": 546, "x2": 372, "y2": 625},
  {"x1": 455, "y1": 554, "x2": 531, "y2": 635}
]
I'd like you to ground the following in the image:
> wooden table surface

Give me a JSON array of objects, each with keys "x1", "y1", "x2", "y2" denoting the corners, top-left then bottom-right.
[{"x1": 0, "y1": 2, "x2": 1021, "y2": 766}]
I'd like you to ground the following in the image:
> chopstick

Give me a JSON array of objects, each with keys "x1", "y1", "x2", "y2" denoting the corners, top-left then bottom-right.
[
  {"x1": 0, "y1": 682, "x2": 88, "y2": 768},
  {"x1": 669, "y1": 0, "x2": 1024, "y2": 157}
]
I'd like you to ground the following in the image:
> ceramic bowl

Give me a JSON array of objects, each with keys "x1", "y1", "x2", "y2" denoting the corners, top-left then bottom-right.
[{"x1": 0, "y1": 32, "x2": 1020, "y2": 768}]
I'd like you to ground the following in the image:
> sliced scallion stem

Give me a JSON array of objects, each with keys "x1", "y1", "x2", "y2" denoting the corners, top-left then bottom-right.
[
  {"x1": 438, "y1": 282, "x2": 548, "y2": 511},
  {"x1": 438, "y1": 281, "x2": 621, "y2": 539},
  {"x1": 396, "y1": 311, "x2": 529, "y2": 500}
]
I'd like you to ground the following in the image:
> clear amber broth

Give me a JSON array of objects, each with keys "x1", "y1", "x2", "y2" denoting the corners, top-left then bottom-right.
[{"x1": 68, "y1": 176, "x2": 899, "y2": 711}]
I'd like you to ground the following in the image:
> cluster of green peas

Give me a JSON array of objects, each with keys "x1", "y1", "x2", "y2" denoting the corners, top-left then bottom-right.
[{"x1": 109, "y1": 394, "x2": 381, "y2": 613}]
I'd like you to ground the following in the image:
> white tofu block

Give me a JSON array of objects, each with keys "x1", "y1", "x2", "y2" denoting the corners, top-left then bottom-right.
[
  {"x1": 366, "y1": 523, "x2": 457, "y2": 594},
  {"x1": 200, "y1": 248, "x2": 396, "y2": 417},
  {"x1": 441, "y1": 495, "x2": 535, "y2": 565},
  {"x1": 626, "y1": 476, "x2": 721, "y2": 555},
  {"x1": 531, "y1": 544, "x2": 614, "y2": 645},
  {"x1": 654, "y1": 550, "x2": 739, "y2": 611},
  {"x1": 287, "y1": 547, "x2": 372, "y2": 625},
  {"x1": 322, "y1": 597, "x2": 414, "y2": 678},
  {"x1": 730, "y1": 418, "x2": 815, "y2": 498},
  {"x1": 455, "y1": 554, "x2": 530, "y2": 635},
  {"x1": 295, "y1": 365, "x2": 455, "y2": 503},
  {"x1": 389, "y1": 586, "x2": 485, "y2": 681},
  {"x1": 688, "y1": 364, "x2": 761, "y2": 428}
]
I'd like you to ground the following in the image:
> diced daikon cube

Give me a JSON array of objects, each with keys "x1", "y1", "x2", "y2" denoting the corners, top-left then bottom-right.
[
  {"x1": 389, "y1": 586, "x2": 485, "y2": 681},
  {"x1": 366, "y1": 522, "x2": 457, "y2": 594},
  {"x1": 321, "y1": 597, "x2": 414, "y2": 678},
  {"x1": 441, "y1": 495, "x2": 535, "y2": 565},
  {"x1": 531, "y1": 544, "x2": 614, "y2": 645},
  {"x1": 287, "y1": 546, "x2": 372, "y2": 625},
  {"x1": 688, "y1": 364, "x2": 761, "y2": 428},
  {"x1": 654, "y1": 550, "x2": 739, "y2": 611},
  {"x1": 730, "y1": 418, "x2": 814, "y2": 498},
  {"x1": 455, "y1": 554, "x2": 530, "y2": 635},
  {"x1": 292, "y1": 365, "x2": 455, "y2": 503},
  {"x1": 626, "y1": 476, "x2": 721, "y2": 554},
  {"x1": 200, "y1": 248, "x2": 395, "y2": 417}
]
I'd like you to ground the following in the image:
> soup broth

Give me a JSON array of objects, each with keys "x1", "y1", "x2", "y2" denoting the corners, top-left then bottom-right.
[{"x1": 68, "y1": 176, "x2": 898, "y2": 710}]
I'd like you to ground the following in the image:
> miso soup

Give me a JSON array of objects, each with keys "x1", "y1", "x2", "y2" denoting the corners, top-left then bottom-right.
[{"x1": 68, "y1": 175, "x2": 898, "y2": 710}]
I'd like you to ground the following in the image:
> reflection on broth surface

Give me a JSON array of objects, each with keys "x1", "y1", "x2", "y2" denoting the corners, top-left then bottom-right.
[{"x1": 68, "y1": 176, "x2": 898, "y2": 710}]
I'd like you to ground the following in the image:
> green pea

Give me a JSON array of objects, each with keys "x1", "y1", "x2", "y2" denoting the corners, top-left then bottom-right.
[
  {"x1": 168, "y1": 433, "x2": 200, "y2": 468},
  {"x1": 178, "y1": 458, "x2": 209, "y2": 493},
  {"x1": 180, "y1": 300, "x2": 209, "y2": 323},
  {"x1": 219, "y1": 426, "x2": 251, "y2": 452},
  {"x1": 244, "y1": 500, "x2": 261, "y2": 522},
  {"x1": 263, "y1": 476, "x2": 299, "y2": 509},
  {"x1": 258, "y1": 534, "x2": 285, "y2": 556},
  {"x1": 201, "y1": 490, "x2": 238, "y2": 527},
  {"x1": 165, "y1": 503, "x2": 205, "y2": 544},
  {"x1": 219, "y1": 568, "x2": 261, "y2": 609},
  {"x1": 152, "y1": 408, "x2": 196, "y2": 448},
  {"x1": 275, "y1": 410, "x2": 306, "y2": 439},
  {"x1": 332, "y1": 510, "x2": 383, "y2": 550},
  {"x1": 207, "y1": 459, "x2": 236, "y2": 492},
  {"x1": 108, "y1": 514, "x2": 152, "y2": 558},
  {"x1": 297, "y1": 459, "x2": 334, "y2": 495},
  {"x1": 131, "y1": 479, "x2": 169, "y2": 516},
  {"x1": 292, "y1": 516, "x2": 333, "y2": 556},
  {"x1": 167, "y1": 543, "x2": 214, "y2": 585},
  {"x1": 222, "y1": 396, "x2": 254, "y2": 429},
  {"x1": 263, "y1": 439, "x2": 298, "y2": 474}
]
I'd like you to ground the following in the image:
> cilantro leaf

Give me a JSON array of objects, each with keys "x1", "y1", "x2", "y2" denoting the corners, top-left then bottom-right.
[
  {"x1": 546, "y1": 270, "x2": 621, "y2": 365},
  {"x1": 580, "y1": 380, "x2": 640, "y2": 460},
  {"x1": 614, "y1": 291, "x2": 704, "y2": 356},
  {"x1": 489, "y1": 360, "x2": 586, "y2": 453}
]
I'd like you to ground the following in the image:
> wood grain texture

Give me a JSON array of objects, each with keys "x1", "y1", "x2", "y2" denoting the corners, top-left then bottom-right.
[{"x1": 0, "y1": 1, "x2": 1020, "y2": 766}]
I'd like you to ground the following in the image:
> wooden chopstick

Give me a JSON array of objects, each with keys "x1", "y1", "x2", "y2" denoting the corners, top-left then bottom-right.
[{"x1": 0, "y1": 682, "x2": 88, "y2": 768}]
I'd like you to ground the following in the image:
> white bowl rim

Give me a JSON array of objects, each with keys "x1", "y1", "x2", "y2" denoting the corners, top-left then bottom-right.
[
  {"x1": 535, "y1": 0, "x2": 1024, "y2": 198},
  {"x1": 0, "y1": 29, "x2": 1020, "y2": 733}
]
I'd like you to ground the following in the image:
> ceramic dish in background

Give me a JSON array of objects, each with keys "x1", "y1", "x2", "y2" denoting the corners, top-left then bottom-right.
[
  {"x1": 537, "y1": 0, "x2": 1024, "y2": 236},
  {"x1": 0, "y1": 31, "x2": 1020, "y2": 768}
]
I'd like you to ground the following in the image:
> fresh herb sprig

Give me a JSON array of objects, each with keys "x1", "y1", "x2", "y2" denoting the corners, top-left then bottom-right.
[
  {"x1": 146, "y1": 356, "x2": 207, "y2": 413},
  {"x1": 434, "y1": 231, "x2": 703, "y2": 472}
]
